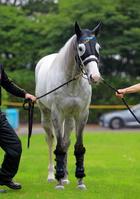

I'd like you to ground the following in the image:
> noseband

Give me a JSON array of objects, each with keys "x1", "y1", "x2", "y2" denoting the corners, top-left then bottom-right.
[{"x1": 82, "y1": 55, "x2": 99, "y2": 65}]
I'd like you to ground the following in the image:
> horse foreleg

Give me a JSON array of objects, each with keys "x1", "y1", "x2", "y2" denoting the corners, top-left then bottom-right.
[
  {"x1": 74, "y1": 144, "x2": 86, "y2": 189},
  {"x1": 74, "y1": 110, "x2": 89, "y2": 189},
  {"x1": 54, "y1": 146, "x2": 66, "y2": 189}
]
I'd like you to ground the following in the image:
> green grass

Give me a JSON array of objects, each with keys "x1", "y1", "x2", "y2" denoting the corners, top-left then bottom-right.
[{"x1": 0, "y1": 131, "x2": 140, "y2": 199}]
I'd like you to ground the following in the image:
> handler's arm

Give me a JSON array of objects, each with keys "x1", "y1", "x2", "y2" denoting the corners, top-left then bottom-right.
[
  {"x1": 124, "y1": 83, "x2": 140, "y2": 94},
  {"x1": 1, "y1": 68, "x2": 26, "y2": 98},
  {"x1": 116, "y1": 83, "x2": 140, "y2": 98}
]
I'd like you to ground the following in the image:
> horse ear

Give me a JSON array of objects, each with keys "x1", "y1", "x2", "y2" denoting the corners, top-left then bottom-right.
[
  {"x1": 92, "y1": 22, "x2": 102, "y2": 36},
  {"x1": 75, "y1": 21, "x2": 82, "y2": 38}
]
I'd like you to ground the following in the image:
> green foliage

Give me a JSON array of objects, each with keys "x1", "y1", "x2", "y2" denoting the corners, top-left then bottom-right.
[
  {"x1": 0, "y1": 1, "x2": 139, "y2": 74},
  {"x1": 0, "y1": 5, "x2": 47, "y2": 70},
  {"x1": 23, "y1": 0, "x2": 59, "y2": 14},
  {"x1": 0, "y1": 1, "x2": 140, "y2": 123},
  {"x1": 7, "y1": 69, "x2": 35, "y2": 102}
]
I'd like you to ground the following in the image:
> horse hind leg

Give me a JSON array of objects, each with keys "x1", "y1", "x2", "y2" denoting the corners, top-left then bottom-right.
[
  {"x1": 61, "y1": 118, "x2": 74, "y2": 185},
  {"x1": 39, "y1": 103, "x2": 55, "y2": 182},
  {"x1": 45, "y1": 130, "x2": 55, "y2": 182},
  {"x1": 51, "y1": 106, "x2": 66, "y2": 189}
]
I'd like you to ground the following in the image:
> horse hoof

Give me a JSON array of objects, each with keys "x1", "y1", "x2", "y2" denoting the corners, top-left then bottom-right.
[
  {"x1": 62, "y1": 179, "x2": 70, "y2": 185},
  {"x1": 55, "y1": 185, "x2": 64, "y2": 190},
  {"x1": 48, "y1": 178, "x2": 55, "y2": 182},
  {"x1": 77, "y1": 184, "x2": 87, "y2": 190}
]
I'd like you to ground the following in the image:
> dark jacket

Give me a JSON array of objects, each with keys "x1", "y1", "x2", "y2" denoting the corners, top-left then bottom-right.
[{"x1": 0, "y1": 64, "x2": 26, "y2": 105}]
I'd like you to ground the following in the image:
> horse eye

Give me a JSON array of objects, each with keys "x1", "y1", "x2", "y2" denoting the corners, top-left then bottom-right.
[{"x1": 78, "y1": 44, "x2": 86, "y2": 56}]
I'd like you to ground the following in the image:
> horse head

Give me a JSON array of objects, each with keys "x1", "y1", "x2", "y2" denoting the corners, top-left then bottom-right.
[{"x1": 75, "y1": 22, "x2": 102, "y2": 84}]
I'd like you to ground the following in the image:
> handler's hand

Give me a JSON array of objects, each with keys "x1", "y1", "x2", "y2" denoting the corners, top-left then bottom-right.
[
  {"x1": 115, "y1": 89, "x2": 126, "y2": 98},
  {"x1": 25, "y1": 93, "x2": 37, "y2": 102}
]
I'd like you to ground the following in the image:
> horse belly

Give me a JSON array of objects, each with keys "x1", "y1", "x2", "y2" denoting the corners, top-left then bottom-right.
[{"x1": 61, "y1": 97, "x2": 89, "y2": 116}]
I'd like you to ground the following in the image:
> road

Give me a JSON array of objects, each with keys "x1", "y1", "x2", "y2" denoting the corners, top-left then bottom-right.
[{"x1": 17, "y1": 124, "x2": 140, "y2": 135}]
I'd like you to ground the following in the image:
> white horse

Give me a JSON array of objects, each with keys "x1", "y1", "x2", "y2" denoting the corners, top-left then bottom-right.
[{"x1": 35, "y1": 22, "x2": 102, "y2": 189}]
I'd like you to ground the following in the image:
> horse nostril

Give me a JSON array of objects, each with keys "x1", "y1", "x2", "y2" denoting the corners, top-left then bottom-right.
[
  {"x1": 90, "y1": 74, "x2": 93, "y2": 81},
  {"x1": 90, "y1": 74, "x2": 101, "y2": 83}
]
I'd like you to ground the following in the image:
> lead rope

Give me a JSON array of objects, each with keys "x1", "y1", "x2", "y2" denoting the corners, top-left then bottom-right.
[
  {"x1": 79, "y1": 55, "x2": 140, "y2": 124},
  {"x1": 102, "y1": 78, "x2": 140, "y2": 125},
  {"x1": 23, "y1": 99, "x2": 34, "y2": 148},
  {"x1": 23, "y1": 75, "x2": 140, "y2": 148},
  {"x1": 36, "y1": 74, "x2": 81, "y2": 100},
  {"x1": 23, "y1": 74, "x2": 81, "y2": 148}
]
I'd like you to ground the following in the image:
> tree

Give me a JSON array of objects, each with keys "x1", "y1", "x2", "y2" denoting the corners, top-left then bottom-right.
[
  {"x1": 0, "y1": 0, "x2": 140, "y2": 123},
  {"x1": 0, "y1": 5, "x2": 48, "y2": 70},
  {"x1": 0, "y1": 0, "x2": 58, "y2": 13},
  {"x1": 23, "y1": 0, "x2": 58, "y2": 14}
]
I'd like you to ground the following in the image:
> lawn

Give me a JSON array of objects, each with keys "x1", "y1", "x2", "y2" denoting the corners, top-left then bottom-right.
[{"x1": 0, "y1": 131, "x2": 140, "y2": 199}]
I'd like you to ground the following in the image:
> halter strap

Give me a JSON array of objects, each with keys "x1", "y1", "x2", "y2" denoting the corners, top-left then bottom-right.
[{"x1": 83, "y1": 57, "x2": 99, "y2": 65}]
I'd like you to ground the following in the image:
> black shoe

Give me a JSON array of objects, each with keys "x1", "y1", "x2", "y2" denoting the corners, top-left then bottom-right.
[{"x1": 0, "y1": 180, "x2": 22, "y2": 190}]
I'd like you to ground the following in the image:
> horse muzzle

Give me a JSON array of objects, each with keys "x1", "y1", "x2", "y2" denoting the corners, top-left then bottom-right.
[
  {"x1": 85, "y1": 60, "x2": 101, "y2": 84},
  {"x1": 89, "y1": 74, "x2": 101, "y2": 84}
]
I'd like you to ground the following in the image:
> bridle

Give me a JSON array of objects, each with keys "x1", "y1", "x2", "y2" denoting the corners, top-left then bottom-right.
[{"x1": 75, "y1": 35, "x2": 100, "y2": 77}]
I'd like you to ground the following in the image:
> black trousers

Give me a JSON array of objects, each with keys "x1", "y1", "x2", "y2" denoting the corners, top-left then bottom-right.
[{"x1": 0, "y1": 112, "x2": 22, "y2": 181}]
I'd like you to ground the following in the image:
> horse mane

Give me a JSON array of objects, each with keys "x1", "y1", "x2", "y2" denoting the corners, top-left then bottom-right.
[{"x1": 56, "y1": 35, "x2": 77, "y2": 68}]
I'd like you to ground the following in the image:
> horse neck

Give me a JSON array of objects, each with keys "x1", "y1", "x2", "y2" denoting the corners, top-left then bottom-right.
[{"x1": 59, "y1": 35, "x2": 81, "y2": 79}]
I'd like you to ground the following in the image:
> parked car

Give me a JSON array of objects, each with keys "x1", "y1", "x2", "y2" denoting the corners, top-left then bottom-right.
[{"x1": 99, "y1": 104, "x2": 140, "y2": 129}]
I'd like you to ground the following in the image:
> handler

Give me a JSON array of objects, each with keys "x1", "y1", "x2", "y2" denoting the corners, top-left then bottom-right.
[
  {"x1": 116, "y1": 83, "x2": 140, "y2": 98},
  {"x1": 0, "y1": 64, "x2": 36, "y2": 190}
]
